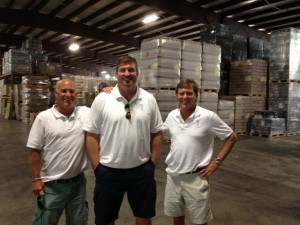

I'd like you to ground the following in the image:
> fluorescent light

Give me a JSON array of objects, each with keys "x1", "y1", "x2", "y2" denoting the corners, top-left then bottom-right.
[
  {"x1": 69, "y1": 42, "x2": 80, "y2": 51},
  {"x1": 142, "y1": 14, "x2": 159, "y2": 24}
]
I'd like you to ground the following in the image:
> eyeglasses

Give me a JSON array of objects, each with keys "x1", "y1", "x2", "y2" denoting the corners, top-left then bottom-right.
[{"x1": 124, "y1": 103, "x2": 131, "y2": 120}]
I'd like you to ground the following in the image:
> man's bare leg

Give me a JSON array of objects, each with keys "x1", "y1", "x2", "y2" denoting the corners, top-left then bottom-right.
[
  {"x1": 136, "y1": 217, "x2": 151, "y2": 225},
  {"x1": 174, "y1": 216, "x2": 185, "y2": 225}
]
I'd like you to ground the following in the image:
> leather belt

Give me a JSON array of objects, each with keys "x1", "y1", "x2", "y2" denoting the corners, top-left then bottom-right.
[
  {"x1": 182, "y1": 166, "x2": 206, "y2": 175},
  {"x1": 54, "y1": 172, "x2": 83, "y2": 184}
]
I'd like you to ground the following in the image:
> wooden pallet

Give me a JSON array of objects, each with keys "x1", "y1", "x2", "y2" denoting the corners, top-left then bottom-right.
[
  {"x1": 286, "y1": 132, "x2": 300, "y2": 136},
  {"x1": 229, "y1": 93, "x2": 266, "y2": 97},
  {"x1": 270, "y1": 80, "x2": 300, "y2": 83},
  {"x1": 158, "y1": 87, "x2": 176, "y2": 90},
  {"x1": 250, "y1": 133, "x2": 285, "y2": 138},
  {"x1": 200, "y1": 89, "x2": 219, "y2": 93}
]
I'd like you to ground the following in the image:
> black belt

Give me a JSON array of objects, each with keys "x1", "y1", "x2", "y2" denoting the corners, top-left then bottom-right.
[
  {"x1": 54, "y1": 172, "x2": 83, "y2": 184},
  {"x1": 182, "y1": 166, "x2": 206, "y2": 175}
]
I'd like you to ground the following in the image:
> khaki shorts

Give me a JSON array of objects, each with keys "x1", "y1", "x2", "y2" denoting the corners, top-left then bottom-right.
[{"x1": 164, "y1": 173, "x2": 213, "y2": 224}]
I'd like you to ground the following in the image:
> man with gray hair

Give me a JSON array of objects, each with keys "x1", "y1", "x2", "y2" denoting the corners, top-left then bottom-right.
[{"x1": 27, "y1": 79, "x2": 89, "y2": 225}]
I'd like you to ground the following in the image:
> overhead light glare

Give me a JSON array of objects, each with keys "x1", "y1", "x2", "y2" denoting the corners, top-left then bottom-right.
[
  {"x1": 248, "y1": 24, "x2": 256, "y2": 27},
  {"x1": 238, "y1": 20, "x2": 245, "y2": 23},
  {"x1": 247, "y1": 0, "x2": 257, "y2": 3},
  {"x1": 142, "y1": 14, "x2": 159, "y2": 24},
  {"x1": 69, "y1": 42, "x2": 80, "y2": 51},
  {"x1": 258, "y1": 28, "x2": 266, "y2": 31}
]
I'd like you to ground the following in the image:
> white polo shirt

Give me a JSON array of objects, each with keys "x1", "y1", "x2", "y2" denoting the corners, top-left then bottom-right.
[
  {"x1": 162, "y1": 106, "x2": 233, "y2": 175},
  {"x1": 83, "y1": 85, "x2": 163, "y2": 169},
  {"x1": 27, "y1": 105, "x2": 90, "y2": 182}
]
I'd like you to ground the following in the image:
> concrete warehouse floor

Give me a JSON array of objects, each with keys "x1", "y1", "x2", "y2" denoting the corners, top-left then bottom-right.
[{"x1": 0, "y1": 117, "x2": 299, "y2": 225}]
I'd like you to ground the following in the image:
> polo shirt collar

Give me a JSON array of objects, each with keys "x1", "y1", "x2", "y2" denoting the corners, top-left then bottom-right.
[
  {"x1": 112, "y1": 84, "x2": 142, "y2": 103},
  {"x1": 175, "y1": 106, "x2": 200, "y2": 122},
  {"x1": 51, "y1": 104, "x2": 77, "y2": 119}
]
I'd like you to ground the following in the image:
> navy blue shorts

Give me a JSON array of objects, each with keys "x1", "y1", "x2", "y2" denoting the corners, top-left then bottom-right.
[{"x1": 93, "y1": 160, "x2": 156, "y2": 225}]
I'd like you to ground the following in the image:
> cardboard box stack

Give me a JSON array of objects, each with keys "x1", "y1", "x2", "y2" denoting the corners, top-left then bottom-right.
[
  {"x1": 140, "y1": 37, "x2": 181, "y2": 89},
  {"x1": 199, "y1": 24, "x2": 233, "y2": 96},
  {"x1": 156, "y1": 89, "x2": 178, "y2": 121},
  {"x1": 201, "y1": 43, "x2": 221, "y2": 91},
  {"x1": 217, "y1": 100, "x2": 234, "y2": 130},
  {"x1": 200, "y1": 92, "x2": 219, "y2": 113},
  {"x1": 21, "y1": 76, "x2": 50, "y2": 124},
  {"x1": 181, "y1": 40, "x2": 202, "y2": 87},
  {"x1": 251, "y1": 111, "x2": 286, "y2": 136},
  {"x1": 269, "y1": 27, "x2": 300, "y2": 134},
  {"x1": 226, "y1": 58, "x2": 268, "y2": 134},
  {"x1": 229, "y1": 59, "x2": 267, "y2": 96},
  {"x1": 2, "y1": 49, "x2": 31, "y2": 75},
  {"x1": 220, "y1": 96, "x2": 251, "y2": 134}
]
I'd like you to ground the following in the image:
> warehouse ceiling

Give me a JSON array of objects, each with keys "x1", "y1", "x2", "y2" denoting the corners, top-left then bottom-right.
[{"x1": 0, "y1": 0, "x2": 299, "y2": 76}]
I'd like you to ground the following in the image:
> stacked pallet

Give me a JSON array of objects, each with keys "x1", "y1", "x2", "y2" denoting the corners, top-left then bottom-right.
[
  {"x1": 139, "y1": 37, "x2": 181, "y2": 117},
  {"x1": 156, "y1": 89, "x2": 178, "y2": 121},
  {"x1": 200, "y1": 91, "x2": 219, "y2": 113},
  {"x1": 220, "y1": 96, "x2": 251, "y2": 134},
  {"x1": 201, "y1": 43, "x2": 221, "y2": 92},
  {"x1": 0, "y1": 49, "x2": 31, "y2": 120},
  {"x1": 0, "y1": 38, "x2": 63, "y2": 121},
  {"x1": 2, "y1": 49, "x2": 31, "y2": 75},
  {"x1": 217, "y1": 100, "x2": 234, "y2": 130},
  {"x1": 199, "y1": 24, "x2": 233, "y2": 96},
  {"x1": 251, "y1": 110, "x2": 286, "y2": 137},
  {"x1": 226, "y1": 59, "x2": 268, "y2": 134},
  {"x1": 229, "y1": 59, "x2": 267, "y2": 96},
  {"x1": 269, "y1": 27, "x2": 300, "y2": 134},
  {"x1": 0, "y1": 79, "x2": 10, "y2": 118},
  {"x1": 21, "y1": 76, "x2": 50, "y2": 124},
  {"x1": 138, "y1": 37, "x2": 224, "y2": 119},
  {"x1": 140, "y1": 37, "x2": 181, "y2": 89},
  {"x1": 181, "y1": 40, "x2": 202, "y2": 88}
]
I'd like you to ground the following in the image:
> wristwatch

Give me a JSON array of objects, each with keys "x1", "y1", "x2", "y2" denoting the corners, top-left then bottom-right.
[{"x1": 215, "y1": 158, "x2": 222, "y2": 165}]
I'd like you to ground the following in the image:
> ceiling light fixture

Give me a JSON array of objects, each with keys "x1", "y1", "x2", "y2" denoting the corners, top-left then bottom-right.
[
  {"x1": 69, "y1": 42, "x2": 80, "y2": 51},
  {"x1": 142, "y1": 14, "x2": 159, "y2": 24}
]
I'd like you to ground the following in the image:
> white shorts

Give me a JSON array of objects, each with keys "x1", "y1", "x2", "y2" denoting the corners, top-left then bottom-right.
[{"x1": 164, "y1": 173, "x2": 213, "y2": 224}]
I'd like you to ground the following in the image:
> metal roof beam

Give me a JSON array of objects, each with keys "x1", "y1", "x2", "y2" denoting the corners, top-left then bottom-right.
[
  {"x1": 127, "y1": 0, "x2": 270, "y2": 41},
  {"x1": 0, "y1": 7, "x2": 140, "y2": 48}
]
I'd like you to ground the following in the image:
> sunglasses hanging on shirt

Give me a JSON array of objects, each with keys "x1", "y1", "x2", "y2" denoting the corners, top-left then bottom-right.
[{"x1": 124, "y1": 103, "x2": 131, "y2": 120}]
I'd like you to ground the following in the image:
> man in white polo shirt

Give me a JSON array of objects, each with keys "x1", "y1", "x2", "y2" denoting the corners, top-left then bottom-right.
[
  {"x1": 27, "y1": 79, "x2": 89, "y2": 225},
  {"x1": 162, "y1": 79, "x2": 237, "y2": 225},
  {"x1": 84, "y1": 55, "x2": 163, "y2": 225}
]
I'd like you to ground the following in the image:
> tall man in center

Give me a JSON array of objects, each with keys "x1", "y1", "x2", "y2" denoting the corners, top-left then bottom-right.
[{"x1": 84, "y1": 56, "x2": 163, "y2": 225}]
